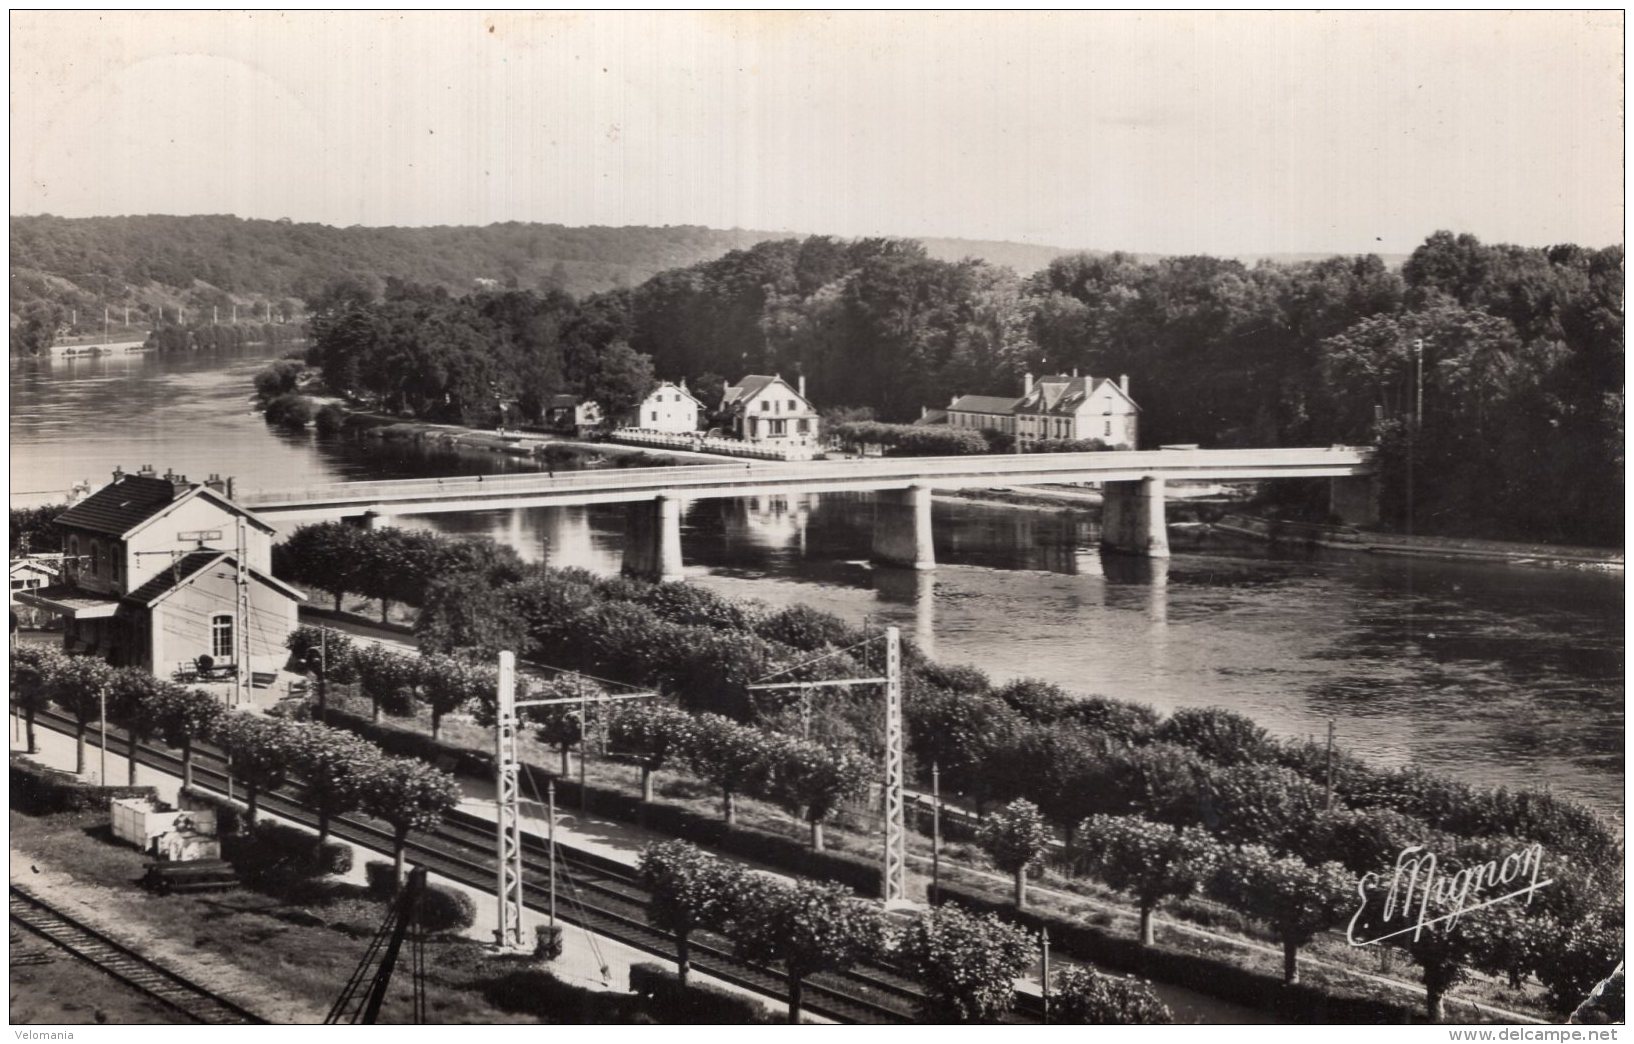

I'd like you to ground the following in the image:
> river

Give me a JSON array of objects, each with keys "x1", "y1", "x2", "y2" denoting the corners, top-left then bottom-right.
[{"x1": 10, "y1": 344, "x2": 1625, "y2": 826}]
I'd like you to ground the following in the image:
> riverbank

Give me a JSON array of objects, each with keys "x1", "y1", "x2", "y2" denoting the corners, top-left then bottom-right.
[
  {"x1": 1212, "y1": 514, "x2": 1624, "y2": 574},
  {"x1": 338, "y1": 408, "x2": 731, "y2": 466}
]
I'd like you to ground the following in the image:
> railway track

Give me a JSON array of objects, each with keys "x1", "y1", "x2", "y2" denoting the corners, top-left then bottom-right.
[
  {"x1": 9, "y1": 886, "x2": 262, "y2": 1025},
  {"x1": 25, "y1": 709, "x2": 1013, "y2": 1024}
]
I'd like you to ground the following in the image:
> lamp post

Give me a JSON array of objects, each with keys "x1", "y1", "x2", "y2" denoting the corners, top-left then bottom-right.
[
  {"x1": 931, "y1": 762, "x2": 942, "y2": 905},
  {"x1": 1405, "y1": 337, "x2": 1424, "y2": 537},
  {"x1": 98, "y1": 684, "x2": 107, "y2": 785}
]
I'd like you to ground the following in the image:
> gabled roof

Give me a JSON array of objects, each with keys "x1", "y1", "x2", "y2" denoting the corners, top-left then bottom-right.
[
  {"x1": 1017, "y1": 375, "x2": 1141, "y2": 416},
  {"x1": 721, "y1": 374, "x2": 780, "y2": 407},
  {"x1": 56, "y1": 477, "x2": 276, "y2": 540},
  {"x1": 55, "y1": 476, "x2": 180, "y2": 536},
  {"x1": 647, "y1": 381, "x2": 704, "y2": 408},
  {"x1": 913, "y1": 409, "x2": 949, "y2": 426},
  {"x1": 949, "y1": 394, "x2": 1022, "y2": 415},
  {"x1": 122, "y1": 549, "x2": 306, "y2": 608}
]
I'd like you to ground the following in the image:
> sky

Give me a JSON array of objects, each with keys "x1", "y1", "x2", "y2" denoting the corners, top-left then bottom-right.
[{"x1": 9, "y1": 10, "x2": 1624, "y2": 256}]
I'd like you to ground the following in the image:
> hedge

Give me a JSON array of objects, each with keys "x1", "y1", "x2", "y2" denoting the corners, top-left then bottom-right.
[
  {"x1": 419, "y1": 883, "x2": 477, "y2": 934},
  {"x1": 10, "y1": 756, "x2": 157, "y2": 814},
  {"x1": 627, "y1": 963, "x2": 774, "y2": 1024}
]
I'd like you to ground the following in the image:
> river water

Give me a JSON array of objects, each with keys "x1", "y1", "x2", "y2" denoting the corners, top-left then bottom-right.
[{"x1": 10, "y1": 345, "x2": 1625, "y2": 826}]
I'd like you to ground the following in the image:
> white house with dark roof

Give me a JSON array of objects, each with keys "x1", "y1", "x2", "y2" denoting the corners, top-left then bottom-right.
[
  {"x1": 16, "y1": 466, "x2": 303, "y2": 681},
  {"x1": 627, "y1": 380, "x2": 704, "y2": 434},
  {"x1": 929, "y1": 372, "x2": 1139, "y2": 449},
  {"x1": 719, "y1": 374, "x2": 821, "y2": 448},
  {"x1": 1013, "y1": 372, "x2": 1139, "y2": 448}
]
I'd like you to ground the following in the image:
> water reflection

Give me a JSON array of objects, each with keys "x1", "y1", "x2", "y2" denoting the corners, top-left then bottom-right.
[{"x1": 9, "y1": 346, "x2": 1624, "y2": 820}]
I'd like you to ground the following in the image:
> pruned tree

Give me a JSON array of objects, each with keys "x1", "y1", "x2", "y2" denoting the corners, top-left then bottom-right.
[
  {"x1": 637, "y1": 840, "x2": 748, "y2": 986},
  {"x1": 48, "y1": 655, "x2": 117, "y2": 776},
  {"x1": 292, "y1": 722, "x2": 381, "y2": 848},
  {"x1": 9, "y1": 644, "x2": 62, "y2": 754},
  {"x1": 1050, "y1": 967, "x2": 1174, "y2": 1024},
  {"x1": 414, "y1": 652, "x2": 494, "y2": 740},
  {"x1": 978, "y1": 798, "x2": 1054, "y2": 909},
  {"x1": 1075, "y1": 815, "x2": 1220, "y2": 946},
  {"x1": 358, "y1": 754, "x2": 461, "y2": 888},
  {"x1": 148, "y1": 685, "x2": 224, "y2": 789},
  {"x1": 1208, "y1": 844, "x2": 1356, "y2": 984},
  {"x1": 214, "y1": 713, "x2": 301, "y2": 827},
  {"x1": 609, "y1": 702, "x2": 696, "y2": 803},
  {"x1": 352, "y1": 643, "x2": 417, "y2": 722},
  {"x1": 726, "y1": 877, "x2": 886, "y2": 1024},
  {"x1": 893, "y1": 903, "x2": 1035, "y2": 1023},
  {"x1": 682, "y1": 713, "x2": 775, "y2": 825},
  {"x1": 766, "y1": 736, "x2": 872, "y2": 852},
  {"x1": 106, "y1": 669, "x2": 171, "y2": 785}
]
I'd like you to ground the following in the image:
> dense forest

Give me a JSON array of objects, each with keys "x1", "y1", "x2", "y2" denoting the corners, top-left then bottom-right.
[
  {"x1": 7, "y1": 215, "x2": 1076, "y2": 354},
  {"x1": 302, "y1": 231, "x2": 1622, "y2": 545}
]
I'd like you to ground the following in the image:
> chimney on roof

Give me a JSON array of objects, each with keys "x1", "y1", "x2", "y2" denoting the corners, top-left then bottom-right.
[
  {"x1": 164, "y1": 470, "x2": 191, "y2": 499},
  {"x1": 111, "y1": 465, "x2": 125, "y2": 483},
  {"x1": 921, "y1": 406, "x2": 927, "y2": 419},
  {"x1": 1023, "y1": 373, "x2": 1034, "y2": 395},
  {"x1": 204, "y1": 473, "x2": 228, "y2": 496},
  {"x1": 797, "y1": 374, "x2": 807, "y2": 400},
  {"x1": 1120, "y1": 374, "x2": 1130, "y2": 396},
  {"x1": 1072, "y1": 367, "x2": 1079, "y2": 378},
  {"x1": 137, "y1": 464, "x2": 157, "y2": 478}
]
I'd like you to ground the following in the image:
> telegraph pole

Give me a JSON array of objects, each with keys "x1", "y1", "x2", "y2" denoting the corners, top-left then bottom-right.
[
  {"x1": 235, "y1": 516, "x2": 251, "y2": 707},
  {"x1": 1324, "y1": 719, "x2": 1336, "y2": 811},
  {"x1": 931, "y1": 762, "x2": 942, "y2": 905}
]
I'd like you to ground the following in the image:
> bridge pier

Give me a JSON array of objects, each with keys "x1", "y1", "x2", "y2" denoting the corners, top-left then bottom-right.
[
  {"x1": 872, "y1": 486, "x2": 935, "y2": 570},
  {"x1": 1329, "y1": 474, "x2": 1380, "y2": 527},
  {"x1": 623, "y1": 495, "x2": 685, "y2": 583},
  {"x1": 1100, "y1": 477, "x2": 1170, "y2": 558},
  {"x1": 350, "y1": 510, "x2": 383, "y2": 530}
]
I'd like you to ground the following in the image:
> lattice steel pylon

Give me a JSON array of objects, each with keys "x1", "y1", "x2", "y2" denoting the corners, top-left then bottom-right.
[
  {"x1": 881, "y1": 626, "x2": 907, "y2": 905},
  {"x1": 493, "y1": 652, "x2": 527, "y2": 952},
  {"x1": 747, "y1": 625, "x2": 907, "y2": 905}
]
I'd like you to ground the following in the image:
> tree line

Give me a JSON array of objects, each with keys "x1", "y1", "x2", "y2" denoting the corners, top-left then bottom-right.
[
  {"x1": 639, "y1": 838, "x2": 1170, "y2": 1024},
  {"x1": 300, "y1": 230, "x2": 1620, "y2": 543},
  {"x1": 10, "y1": 644, "x2": 460, "y2": 888}
]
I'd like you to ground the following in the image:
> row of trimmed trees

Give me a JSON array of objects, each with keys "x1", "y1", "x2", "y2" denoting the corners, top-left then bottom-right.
[
  {"x1": 638, "y1": 839, "x2": 1171, "y2": 1024},
  {"x1": 10, "y1": 645, "x2": 460, "y2": 888},
  {"x1": 290, "y1": 628, "x2": 878, "y2": 851},
  {"x1": 976, "y1": 800, "x2": 1622, "y2": 1021}
]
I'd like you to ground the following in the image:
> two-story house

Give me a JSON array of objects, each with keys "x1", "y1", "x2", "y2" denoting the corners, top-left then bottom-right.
[
  {"x1": 15, "y1": 466, "x2": 304, "y2": 679},
  {"x1": 1013, "y1": 372, "x2": 1139, "y2": 448},
  {"x1": 627, "y1": 381, "x2": 703, "y2": 434},
  {"x1": 719, "y1": 374, "x2": 821, "y2": 447}
]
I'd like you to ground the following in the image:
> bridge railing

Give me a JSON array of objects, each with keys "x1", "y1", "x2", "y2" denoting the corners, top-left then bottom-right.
[{"x1": 236, "y1": 446, "x2": 1373, "y2": 508}]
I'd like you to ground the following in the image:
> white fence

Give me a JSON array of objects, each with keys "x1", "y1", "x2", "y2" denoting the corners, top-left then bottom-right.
[{"x1": 609, "y1": 428, "x2": 821, "y2": 461}]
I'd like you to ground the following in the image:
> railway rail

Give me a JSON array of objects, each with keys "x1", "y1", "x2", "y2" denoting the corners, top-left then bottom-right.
[
  {"x1": 9, "y1": 885, "x2": 263, "y2": 1025},
  {"x1": 22, "y1": 709, "x2": 1039, "y2": 1024}
]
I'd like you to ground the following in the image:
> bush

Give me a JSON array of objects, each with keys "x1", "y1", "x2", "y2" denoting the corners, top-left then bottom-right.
[
  {"x1": 417, "y1": 883, "x2": 477, "y2": 934},
  {"x1": 626, "y1": 962, "x2": 773, "y2": 1023},
  {"x1": 319, "y1": 842, "x2": 354, "y2": 876},
  {"x1": 365, "y1": 860, "x2": 396, "y2": 898},
  {"x1": 9, "y1": 756, "x2": 157, "y2": 814},
  {"x1": 314, "y1": 404, "x2": 347, "y2": 435},
  {"x1": 263, "y1": 392, "x2": 316, "y2": 429}
]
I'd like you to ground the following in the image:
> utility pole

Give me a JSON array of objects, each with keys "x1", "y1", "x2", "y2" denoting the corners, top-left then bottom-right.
[
  {"x1": 493, "y1": 652, "x2": 526, "y2": 952},
  {"x1": 493, "y1": 655, "x2": 655, "y2": 951},
  {"x1": 1407, "y1": 338, "x2": 1423, "y2": 537},
  {"x1": 931, "y1": 762, "x2": 942, "y2": 905},
  {"x1": 547, "y1": 778, "x2": 557, "y2": 927},
  {"x1": 1324, "y1": 719, "x2": 1335, "y2": 811},
  {"x1": 746, "y1": 625, "x2": 906, "y2": 905},
  {"x1": 1040, "y1": 928, "x2": 1051, "y2": 1025},
  {"x1": 235, "y1": 515, "x2": 251, "y2": 707}
]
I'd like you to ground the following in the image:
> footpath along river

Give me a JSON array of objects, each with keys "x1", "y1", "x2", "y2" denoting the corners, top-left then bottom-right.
[{"x1": 10, "y1": 344, "x2": 1624, "y2": 824}]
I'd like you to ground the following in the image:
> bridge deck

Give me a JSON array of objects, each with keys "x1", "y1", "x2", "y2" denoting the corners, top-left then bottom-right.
[{"x1": 236, "y1": 447, "x2": 1373, "y2": 522}]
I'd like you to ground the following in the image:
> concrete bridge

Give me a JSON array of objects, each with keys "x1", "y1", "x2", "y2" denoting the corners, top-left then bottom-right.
[{"x1": 237, "y1": 446, "x2": 1376, "y2": 581}]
